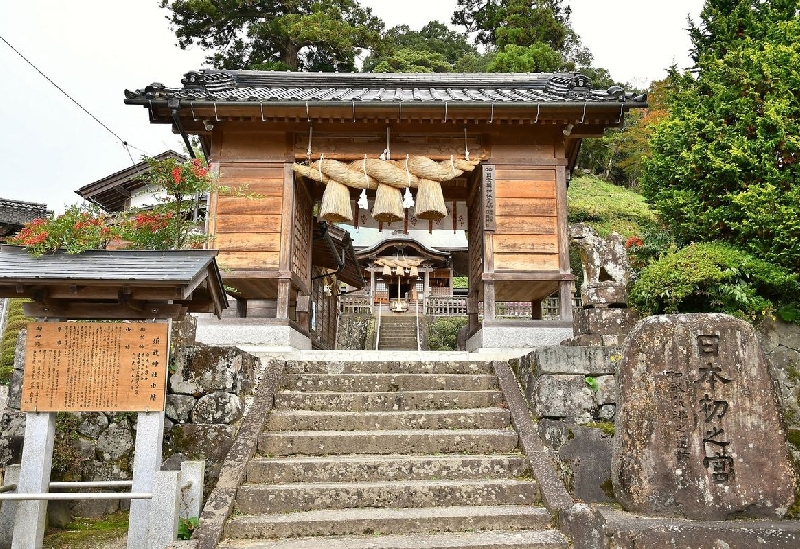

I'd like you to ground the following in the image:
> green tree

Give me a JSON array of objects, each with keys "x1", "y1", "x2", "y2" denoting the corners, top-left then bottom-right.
[
  {"x1": 641, "y1": 0, "x2": 800, "y2": 270},
  {"x1": 159, "y1": 0, "x2": 384, "y2": 71},
  {"x1": 371, "y1": 49, "x2": 452, "y2": 73},
  {"x1": 364, "y1": 21, "x2": 479, "y2": 73},
  {"x1": 486, "y1": 43, "x2": 562, "y2": 72},
  {"x1": 451, "y1": 0, "x2": 572, "y2": 50}
]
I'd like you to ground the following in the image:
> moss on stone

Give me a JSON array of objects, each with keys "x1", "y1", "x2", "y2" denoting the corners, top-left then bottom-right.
[
  {"x1": 585, "y1": 421, "x2": 616, "y2": 436},
  {"x1": 42, "y1": 510, "x2": 128, "y2": 548}
]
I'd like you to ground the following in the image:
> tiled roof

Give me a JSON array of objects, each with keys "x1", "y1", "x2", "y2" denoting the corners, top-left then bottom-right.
[
  {"x1": 125, "y1": 70, "x2": 646, "y2": 105},
  {"x1": 0, "y1": 245, "x2": 220, "y2": 285},
  {"x1": 0, "y1": 245, "x2": 228, "y2": 318},
  {"x1": 0, "y1": 198, "x2": 51, "y2": 237}
]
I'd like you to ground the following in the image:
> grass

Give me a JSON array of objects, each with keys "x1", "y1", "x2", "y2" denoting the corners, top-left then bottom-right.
[
  {"x1": 568, "y1": 174, "x2": 657, "y2": 238},
  {"x1": 42, "y1": 511, "x2": 129, "y2": 549}
]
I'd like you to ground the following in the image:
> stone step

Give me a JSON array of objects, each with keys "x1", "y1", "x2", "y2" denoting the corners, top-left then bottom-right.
[
  {"x1": 264, "y1": 408, "x2": 511, "y2": 431},
  {"x1": 282, "y1": 359, "x2": 496, "y2": 375},
  {"x1": 274, "y1": 390, "x2": 505, "y2": 411},
  {"x1": 235, "y1": 479, "x2": 540, "y2": 514},
  {"x1": 218, "y1": 529, "x2": 568, "y2": 549},
  {"x1": 258, "y1": 429, "x2": 519, "y2": 456},
  {"x1": 281, "y1": 374, "x2": 499, "y2": 392},
  {"x1": 225, "y1": 505, "x2": 553, "y2": 540},
  {"x1": 246, "y1": 454, "x2": 528, "y2": 484}
]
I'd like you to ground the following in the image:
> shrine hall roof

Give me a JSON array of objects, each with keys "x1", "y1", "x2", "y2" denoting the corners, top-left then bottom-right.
[{"x1": 124, "y1": 70, "x2": 647, "y2": 106}]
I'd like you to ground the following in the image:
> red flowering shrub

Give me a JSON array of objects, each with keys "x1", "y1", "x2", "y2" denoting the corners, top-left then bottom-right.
[{"x1": 8, "y1": 205, "x2": 118, "y2": 256}]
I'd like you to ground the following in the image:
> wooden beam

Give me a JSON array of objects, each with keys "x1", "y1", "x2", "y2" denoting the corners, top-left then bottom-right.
[
  {"x1": 483, "y1": 271, "x2": 574, "y2": 281},
  {"x1": 24, "y1": 302, "x2": 188, "y2": 320}
]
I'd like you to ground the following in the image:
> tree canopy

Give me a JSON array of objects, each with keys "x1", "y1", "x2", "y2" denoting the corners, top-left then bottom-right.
[
  {"x1": 364, "y1": 21, "x2": 479, "y2": 73},
  {"x1": 159, "y1": 0, "x2": 384, "y2": 71},
  {"x1": 451, "y1": 0, "x2": 572, "y2": 50},
  {"x1": 641, "y1": 0, "x2": 800, "y2": 271}
]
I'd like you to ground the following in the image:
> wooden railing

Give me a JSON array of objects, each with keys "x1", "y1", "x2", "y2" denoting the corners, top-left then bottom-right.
[
  {"x1": 341, "y1": 293, "x2": 579, "y2": 319},
  {"x1": 427, "y1": 295, "x2": 570, "y2": 320},
  {"x1": 426, "y1": 296, "x2": 468, "y2": 316},
  {"x1": 339, "y1": 294, "x2": 372, "y2": 314}
]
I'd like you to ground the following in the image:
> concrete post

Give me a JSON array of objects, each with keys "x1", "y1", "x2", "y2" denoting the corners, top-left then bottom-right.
[
  {"x1": 0, "y1": 464, "x2": 21, "y2": 549},
  {"x1": 12, "y1": 412, "x2": 56, "y2": 549},
  {"x1": 178, "y1": 461, "x2": 205, "y2": 520},
  {"x1": 147, "y1": 471, "x2": 180, "y2": 549},
  {"x1": 128, "y1": 411, "x2": 165, "y2": 549},
  {"x1": 559, "y1": 279, "x2": 574, "y2": 322}
]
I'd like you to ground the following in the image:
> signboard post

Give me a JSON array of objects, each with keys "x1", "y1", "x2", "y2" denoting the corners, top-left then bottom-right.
[{"x1": 11, "y1": 321, "x2": 170, "y2": 549}]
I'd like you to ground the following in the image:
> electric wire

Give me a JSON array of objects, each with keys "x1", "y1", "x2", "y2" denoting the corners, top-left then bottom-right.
[{"x1": 0, "y1": 34, "x2": 149, "y2": 165}]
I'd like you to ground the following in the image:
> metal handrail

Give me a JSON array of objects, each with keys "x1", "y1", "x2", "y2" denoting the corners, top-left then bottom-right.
[
  {"x1": 0, "y1": 479, "x2": 150, "y2": 501},
  {"x1": 0, "y1": 492, "x2": 152, "y2": 501}
]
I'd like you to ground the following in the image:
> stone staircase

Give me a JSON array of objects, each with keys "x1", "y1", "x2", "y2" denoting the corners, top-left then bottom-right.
[
  {"x1": 377, "y1": 313, "x2": 419, "y2": 350},
  {"x1": 215, "y1": 354, "x2": 568, "y2": 548}
]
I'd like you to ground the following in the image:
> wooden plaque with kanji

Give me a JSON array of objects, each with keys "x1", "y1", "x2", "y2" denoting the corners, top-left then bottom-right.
[{"x1": 21, "y1": 322, "x2": 169, "y2": 412}]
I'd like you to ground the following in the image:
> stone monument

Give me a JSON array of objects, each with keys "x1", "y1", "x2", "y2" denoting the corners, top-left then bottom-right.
[
  {"x1": 566, "y1": 223, "x2": 638, "y2": 346},
  {"x1": 612, "y1": 313, "x2": 797, "y2": 520}
]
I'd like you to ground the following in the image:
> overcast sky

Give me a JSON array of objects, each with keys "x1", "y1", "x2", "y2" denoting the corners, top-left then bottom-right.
[{"x1": 0, "y1": 0, "x2": 703, "y2": 215}]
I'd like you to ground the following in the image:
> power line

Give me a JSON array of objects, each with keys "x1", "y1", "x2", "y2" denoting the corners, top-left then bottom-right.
[{"x1": 0, "y1": 33, "x2": 148, "y2": 164}]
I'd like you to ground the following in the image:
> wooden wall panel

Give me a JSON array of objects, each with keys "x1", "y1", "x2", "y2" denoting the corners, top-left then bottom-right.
[
  {"x1": 213, "y1": 233, "x2": 281, "y2": 251},
  {"x1": 218, "y1": 164, "x2": 285, "y2": 181},
  {"x1": 494, "y1": 169, "x2": 556, "y2": 182},
  {"x1": 495, "y1": 198, "x2": 556, "y2": 217},
  {"x1": 214, "y1": 214, "x2": 282, "y2": 233},
  {"x1": 216, "y1": 196, "x2": 283, "y2": 215},
  {"x1": 219, "y1": 132, "x2": 291, "y2": 162},
  {"x1": 495, "y1": 180, "x2": 556, "y2": 199},
  {"x1": 492, "y1": 162, "x2": 560, "y2": 274},
  {"x1": 215, "y1": 252, "x2": 280, "y2": 270},
  {"x1": 493, "y1": 234, "x2": 558, "y2": 254},
  {"x1": 493, "y1": 253, "x2": 560, "y2": 271},
  {"x1": 495, "y1": 216, "x2": 557, "y2": 235},
  {"x1": 210, "y1": 153, "x2": 288, "y2": 287}
]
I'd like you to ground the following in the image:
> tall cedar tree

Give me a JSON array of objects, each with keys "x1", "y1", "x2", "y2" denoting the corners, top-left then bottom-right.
[
  {"x1": 364, "y1": 21, "x2": 479, "y2": 73},
  {"x1": 451, "y1": 1, "x2": 594, "y2": 73},
  {"x1": 159, "y1": 0, "x2": 384, "y2": 71},
  {"x1": 451, "y1": 0, "x2": 571, "y2": 49},
  {"x1": 641, "y1": 0, "x2": 800, "y2": 270}
]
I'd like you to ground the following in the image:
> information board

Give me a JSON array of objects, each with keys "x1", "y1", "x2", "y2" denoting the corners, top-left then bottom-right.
[{"x1": 22, "y1": 322, "x2": 169, "y2": 412}]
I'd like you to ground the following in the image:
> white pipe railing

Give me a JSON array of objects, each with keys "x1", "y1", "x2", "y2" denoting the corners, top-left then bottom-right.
[
  {"x1": 415, "y1": 299, "x2": 421, "y2": 352},
  {"x1": 375, "y1": 301, "x2": 382, "y2": 350}
]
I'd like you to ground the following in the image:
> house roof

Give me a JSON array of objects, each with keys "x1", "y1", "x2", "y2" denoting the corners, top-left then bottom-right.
[
  {"x1": 0, "y1": 245, "x2": 228, "y2": 319},
  {"x1": 75, "y1": 150, "x2": 188, "y2": 212},
  {"x1": 124, "y1": 70, "x2": 647, "y2": 129},
  {"x1": 126, "y1": 70, "x2": 645, "y2": 105},
  {"x1": 0, "y1": 198, "x2": 50, "y2": 238}
]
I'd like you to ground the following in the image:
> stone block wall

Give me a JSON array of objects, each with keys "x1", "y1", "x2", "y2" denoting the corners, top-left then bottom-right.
[
  {"x1": 336, "y1": 313, "x2": 375, "y2": 350},
  {"x1": 511, "y1": 345, "x2": 622, "y2": 424}
]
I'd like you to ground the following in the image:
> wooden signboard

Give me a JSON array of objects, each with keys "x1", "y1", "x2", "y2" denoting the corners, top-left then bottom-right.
[{"x1": 21, "y1": 322, "x2": 169, "y2": 412}]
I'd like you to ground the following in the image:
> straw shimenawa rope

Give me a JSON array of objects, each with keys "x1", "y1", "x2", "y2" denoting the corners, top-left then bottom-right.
[{"x1": 292, "y1": 155, "x2": 480, "y2": 223}]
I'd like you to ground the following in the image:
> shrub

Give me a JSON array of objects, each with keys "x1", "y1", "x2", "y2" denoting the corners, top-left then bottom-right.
[
  {"x1": 629, "y1": 242, "x2": 799, "y2": 322},
  {"x1": 427, "y1": 316, "x2": 468, "y2": 351},
  {"x1": 1, "y1": 299, "x2": 32, "y2": 384}
]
